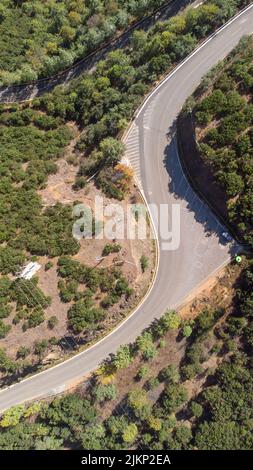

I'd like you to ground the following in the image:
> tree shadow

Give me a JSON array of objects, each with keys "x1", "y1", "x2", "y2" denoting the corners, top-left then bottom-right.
[
  {"x1": 163, "y1": 123, "x2": 237, "y2": 256},
  {"x1": 58, "y1": 335, "x2": 80, "y2": 351}
]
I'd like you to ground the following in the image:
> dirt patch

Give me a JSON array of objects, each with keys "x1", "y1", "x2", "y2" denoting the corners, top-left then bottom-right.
[{"x1": 1, "y1": 150, "x2": 155, "y2": 367}]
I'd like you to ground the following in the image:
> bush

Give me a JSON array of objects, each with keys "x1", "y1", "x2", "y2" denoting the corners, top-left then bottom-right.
[
  {"x1": 190, "y1": 401, "x2": 203, "y2": 418},
  {"x1": 0, "y1": 348, "x2": 16, "y2": 374},
  {"x1": 122, "y1": 423, "x2": 138, "y2": 444},
  {"x1": 45, "y1": 262, "x2": 53, "y2": 271},
  {"x1": 102, "y1": 243, "x2": 121, "y2": 256},
  {"x1": 140, "y1": 255, "x2": 149, "y2": 273},
  {"x1": 48, "y1": 316, "x2": 58, "y2": 330},
  {"x1": 0, "y1": 320, "x2": 11, "y2": 339},
  {"x1": 146, "y1": 377, "x2": 159, "y2": 390},
  {"x1": 92, "y1": 384, "x2": 117, "y2": 403},
  {"x1": 16, "y1": 346, "x2": 30, "y2": 359},
  {"x1": 67, "y1": 301, "x2": 105, "y2": 334},
  {"x1": 137, "y1": 366, "x2": 149, "y2": 380},
  {"x1": 34, "y1": 340, "x2": 48, "y2": 356}
]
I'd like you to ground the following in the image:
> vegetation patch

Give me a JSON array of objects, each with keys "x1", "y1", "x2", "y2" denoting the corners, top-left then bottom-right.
[
  {"x1": 0, "y1": 102, "x2": 154, "y2": 381},
  {"x1": 178, "y1": 36, "x2": 253, "y2": 247},
  {"x1": 0, "y1": 258, "x2": 252, "y2": 450},
  {"x1": 0, "y1": 0, "x2": 250, "y2": 386}
]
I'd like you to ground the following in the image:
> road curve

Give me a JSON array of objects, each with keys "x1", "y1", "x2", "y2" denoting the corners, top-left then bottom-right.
[
  {"x1": 0, "y1": 5, "x2": 252, "y2": 413},
  {"x1": 0, "y1": 0, "x2": 195, "y2": 103}
]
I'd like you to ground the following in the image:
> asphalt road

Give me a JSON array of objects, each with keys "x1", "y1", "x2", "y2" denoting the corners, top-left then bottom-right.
[{"x1": 0, "y1": 5, "x2": 252, "y2": 413}]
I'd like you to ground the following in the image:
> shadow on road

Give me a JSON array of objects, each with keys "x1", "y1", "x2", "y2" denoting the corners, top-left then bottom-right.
[{"x1": 163, "y1": 126, "x2": 237, "y2": 257}]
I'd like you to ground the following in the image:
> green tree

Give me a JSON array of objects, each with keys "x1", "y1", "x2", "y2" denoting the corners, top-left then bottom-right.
[
  {"x1": 0, "y1": 348, "x2": 16, "y2": 374},
  {"x1": 140, "y1": 255, "x2": 149, "y2": 273},
  {"x1": 160, "y1": 364, "x2": 180, "y2": 384},
  {"x1": 35, "y1": 436, "x2": 63, "y2": 450},
  {"x1": 81, "y1": 424, "x2": 105, "y2": 450},
  {"x1": 99, "y1": 137, "x2": 125, "y2": 165},
  {"x1": 127, "y1": 388, "x2": 151, "y2": 418},
  {"x1": 136, "y1": 331, "x2": 157, "y2": 360},
  {"x1": 92, "y1": 384, "x2": 117, "y2": 403},
  {"x1": 122, "y1": 423, "x2": 138, "y2": 444},
  {"x1": 114, "y1": 345, "x2": 133, "y2": 370},
  {"x1": 34, "y1": 340, "x2": 48, "y2": 356},
  {"x1": 195, "y1": 421, "x2": 242, "y2": 450},
  {"x1": 148, "y1": 415, "x2": 162, "y2": 432},
  {"x1": 137, "y1": 365, "x2": 149, "y2": 380},
  {"x1": 0, "y1": 405, "x2": 25, "y2": 428}
]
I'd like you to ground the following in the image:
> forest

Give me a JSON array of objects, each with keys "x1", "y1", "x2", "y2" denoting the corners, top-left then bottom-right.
[
  {"x1": 0, "y1": 259, "x2": 252, "y2": 450},
  {"x1": 0, "y1": 0, "x2": 168, "y2": 85},
  {"x1": 181, "y1": 35, "x2": 253, "y2": 247},
  {"x1": 0, "y1": 0, "x2": 251, "y2": 403}
]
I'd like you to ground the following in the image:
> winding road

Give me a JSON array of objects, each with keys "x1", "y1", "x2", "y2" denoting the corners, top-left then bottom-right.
[{"x1": 0, "y1": 4, "x2": 252, "y2": 413}]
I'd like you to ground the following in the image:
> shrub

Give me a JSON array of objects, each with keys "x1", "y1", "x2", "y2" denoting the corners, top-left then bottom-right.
[
  {"x1": 190, "y1": 401, "x2": 203, "y2": 418},
  {"x1": 48, "y1": 316, "x2": 58, "y2": 330},
  {"x1": 102, "y1": 243, "x2": 121, "y2": 256},
  {"x1": 140, "y1": 255, "x2": 149, "y2": 273}
]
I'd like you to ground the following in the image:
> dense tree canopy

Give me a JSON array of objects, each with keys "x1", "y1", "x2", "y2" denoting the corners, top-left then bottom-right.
[{"x1": 0, "y1": 0, "x2": 168, "y2": 85}]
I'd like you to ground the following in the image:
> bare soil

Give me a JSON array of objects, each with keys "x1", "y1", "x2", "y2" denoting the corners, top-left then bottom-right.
[{"x1": 1, "y1": 132, "x2": 155, "y2": 367}]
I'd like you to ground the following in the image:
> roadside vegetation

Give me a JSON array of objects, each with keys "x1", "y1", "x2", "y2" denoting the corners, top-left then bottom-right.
[
  {"x1": 0, "y1": 0, "x2": 170, "y2": 85},
  {"x1": 0, "y1": 258, "x2": 252, "y2": 450},
  {"x1": 36, "y1": 0, "x2": 250, "y2": 195},
  {"x1": 178, "y1": 35, "x2": 253, "y2": 247}
]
